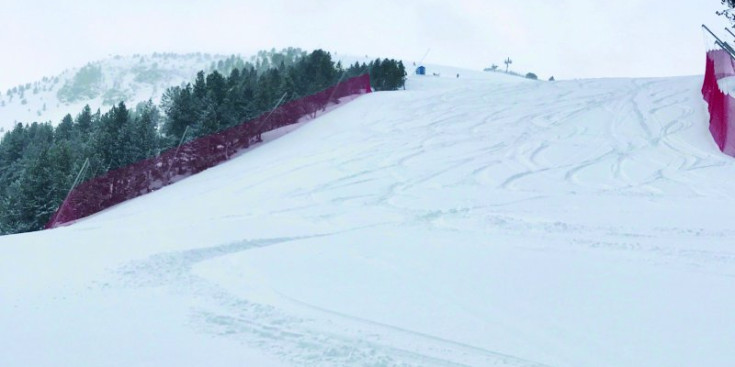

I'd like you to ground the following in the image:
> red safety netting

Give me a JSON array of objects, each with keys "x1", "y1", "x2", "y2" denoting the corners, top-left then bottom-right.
[
  {"x1": 702, "y1": 49, "x2": 735, "y2": 156},
  {"x1": 46, "y1": 74, "x2": 372, "y2": 228}
]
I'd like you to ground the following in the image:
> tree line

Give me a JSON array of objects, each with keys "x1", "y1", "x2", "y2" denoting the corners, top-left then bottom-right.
[{"x1": 0, "y1": 49, "x2": 407, "y2": 235}]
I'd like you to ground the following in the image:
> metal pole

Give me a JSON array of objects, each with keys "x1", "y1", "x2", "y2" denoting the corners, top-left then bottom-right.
[
  {"x1": 703, "y1": 24, "x2": 735, "y2": 58},
  {"x1": 68, "y1": 157, "x2": 90, "y2": 194},
  {"x1": 726, "y1": 27, "x2": 735, "y2": 40},
  {"x1": 49, "y1": 157, "x2": 90, "y2": 228},
  {"x1": 325, "y1": 70, "x2": 348, "y2": 109},
  {"x1": 260, "y1": 92, "x2": 289, "y2": 125},
  {"x1": 165, "y1": 125, "x2": 190, "y2": 181}
]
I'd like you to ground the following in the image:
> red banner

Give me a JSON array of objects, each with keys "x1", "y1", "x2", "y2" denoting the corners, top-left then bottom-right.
[
  {"x1": 702, "y1": 50, "x2": 735, "y2": 156},
  {"x1": 46, "y1": 74, "x2": 372, "y2": 228}
]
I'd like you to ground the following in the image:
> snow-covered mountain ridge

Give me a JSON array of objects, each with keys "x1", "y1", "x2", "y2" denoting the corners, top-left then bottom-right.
[
  {"x1": 1, "y1": 66, "x2": 733, "y2": 367},
  {"x1": 0, "y1": 51, "x2": 405, "y2": 134},
  {"x1": 0, "y1": 53, "x2": 238, "y2": 132}
]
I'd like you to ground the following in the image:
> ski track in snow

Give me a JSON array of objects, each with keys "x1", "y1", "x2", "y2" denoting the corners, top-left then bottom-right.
[
  {"x1": 2, "y1": 69, "x2": 735, "y2": 367},
  {"x1": 108, "y1": 237, "x2": 553, "y2": 367}
]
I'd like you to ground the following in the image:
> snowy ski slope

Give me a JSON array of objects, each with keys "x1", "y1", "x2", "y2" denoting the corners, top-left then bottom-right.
[{"x1": 1, "y1": 67, "x2": 734, "y2": 367}]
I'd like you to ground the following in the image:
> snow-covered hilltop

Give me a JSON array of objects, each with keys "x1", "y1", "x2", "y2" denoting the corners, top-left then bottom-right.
[
  {"x1": 0, "y1": 53, "x2": 238, "y2": 132},
  {"x1": 0, "y1": 51, "x2": 402, "y2": 134},
  {"x1": 1, "y1": 66, "x2": 733, "y2": 367}
]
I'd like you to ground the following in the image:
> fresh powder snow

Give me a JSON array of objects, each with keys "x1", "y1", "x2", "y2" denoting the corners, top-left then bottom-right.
[{"x1": 0, "y1": 66, "x2": 733, "y2": 367}]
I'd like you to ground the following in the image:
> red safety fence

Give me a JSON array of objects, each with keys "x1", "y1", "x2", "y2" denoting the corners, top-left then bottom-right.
[
  {"x1": 46, "y1": 74, "x2": 372, "y2": 228},
  {"x1": 702, "y1": 49, "x2": 735, "y2": 156}
]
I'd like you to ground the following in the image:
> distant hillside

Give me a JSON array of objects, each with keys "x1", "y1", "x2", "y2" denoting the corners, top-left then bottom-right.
[
  {"x1": 0, "y1": 53, "x2": 238, "y2": 133},
  {"x1": 0, "y1": 50, "x2": 410, "y2": 135}
]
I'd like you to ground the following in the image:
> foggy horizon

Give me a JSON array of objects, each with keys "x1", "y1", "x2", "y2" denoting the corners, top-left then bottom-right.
[{"x1": 0, "y1": 0, "x2": 729, "y2": 90}]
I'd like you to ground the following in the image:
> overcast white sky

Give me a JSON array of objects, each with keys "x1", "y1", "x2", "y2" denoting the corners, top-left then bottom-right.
[{"x1": 0, "y1": 0, "x2": 728, "y2": 90}]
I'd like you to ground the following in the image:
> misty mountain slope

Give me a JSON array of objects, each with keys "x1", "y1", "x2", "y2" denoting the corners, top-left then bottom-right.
[
  {"x1": 0, "y1": 53, "x2": 237, "y2": 132},
  {"x1": 1, "y1": 68, "x2": 734, "y2": 367},
  {"x1": 0, "y1": 51, "x2": 489, "y2": 134}
]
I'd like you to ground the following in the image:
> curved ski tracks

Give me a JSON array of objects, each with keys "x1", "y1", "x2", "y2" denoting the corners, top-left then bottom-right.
[
  {"x1": 100, "y1": 74, "x2": 732, "y2": 367},
  {"x1": 111, "y1": 235, "x2": 555, "y2": 367}
]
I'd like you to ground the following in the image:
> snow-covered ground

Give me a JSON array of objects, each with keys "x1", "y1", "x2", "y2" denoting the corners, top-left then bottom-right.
[{"x1": 1, "y1": 66, "x2": 734, "y2": 367}]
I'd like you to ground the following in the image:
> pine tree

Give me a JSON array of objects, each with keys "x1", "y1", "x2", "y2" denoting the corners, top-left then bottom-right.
[
  {"x1": 206, "y1": 71, "x2": 227, "y2": 106},
  {"x1": 193, "y1": 71, "x2": 207, "y2": 100},
  {"x1": 2, "y1": 147, "x2": 56, "y2": 232},
  {"x1": 56, "y1": 114, "x2": 75, "y2": 142},
  {"x1": 197, "y1": 98, "x2": 219, "y2": 136},
  {"x1": 278, "y1": 73, "x2": 297, "y2": 102},
  {"x1": 0, "y1": 124, "x2": 29, "y2": 213},
  {"x1": 76, "y1": 105, "x2": 93, "y2": 136},
  {"x1": 227, "y1": 68, "x2": 241, "y2": 89},
  {"x1": 0, "y1": 123, "x2": 27, "y2": 167},
  {"x1": 161, "y1": 84, "x2": 197, "y2": 146},
  {"x1": 94, "y1": 101, "x2": 132, "y2": 170},
  {"x1": 132, "y1": 100, "x2": 160, "y2": 161}
]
